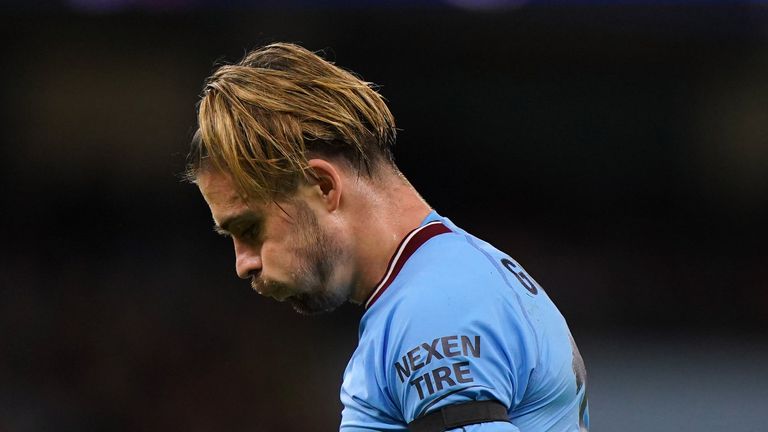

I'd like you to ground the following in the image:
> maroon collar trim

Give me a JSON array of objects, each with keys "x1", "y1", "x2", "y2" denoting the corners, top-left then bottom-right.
[{"x1": 364, "y1": 221, "x2": 452, "y2": 310}]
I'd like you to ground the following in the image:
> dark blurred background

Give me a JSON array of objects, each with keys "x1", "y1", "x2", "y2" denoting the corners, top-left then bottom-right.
[{"x1": 1, "y1": 1, "x2": 767, "y2": 431}]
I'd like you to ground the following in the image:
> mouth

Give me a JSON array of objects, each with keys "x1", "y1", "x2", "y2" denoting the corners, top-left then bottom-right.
[
  {"x1": 251, "y1": 278, "x2": 291, "y2": 302},
  {"x1": 270, "y1": 291, "x2": 291, "y2": 302}
]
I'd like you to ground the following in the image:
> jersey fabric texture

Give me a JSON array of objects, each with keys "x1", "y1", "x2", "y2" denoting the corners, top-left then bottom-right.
[{"x1": 340, "y1": 211, "x2": 589, "y2": 432}]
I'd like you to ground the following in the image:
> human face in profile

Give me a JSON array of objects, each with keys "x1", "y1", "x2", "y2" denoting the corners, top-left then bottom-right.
[{"x1": 196, "y1": 169, "x2": 348, "y2": 315}]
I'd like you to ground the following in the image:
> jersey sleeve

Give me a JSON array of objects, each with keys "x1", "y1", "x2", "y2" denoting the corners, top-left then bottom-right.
[
  {"x1": 340, "y1": 394, "x2": 401, "y2": 432},
  {"x1": 340, "y1": 341, "x2": 408, "y2": 432},
  {"x1": 450, "y1": 422, "x2": 521, "y2": 432},
  {"x1": 381, "y1": 241, "x2": 538, "y2": 429}
]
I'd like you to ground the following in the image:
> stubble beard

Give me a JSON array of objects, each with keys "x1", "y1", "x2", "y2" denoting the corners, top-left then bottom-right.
[{"x1": 251, "y1": 201, "x2": 348, "y2": 315}]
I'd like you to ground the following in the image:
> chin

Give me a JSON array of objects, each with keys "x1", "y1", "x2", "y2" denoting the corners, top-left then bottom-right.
[{"x1": 288, "y1": 291, "x2": 346, "y2": 316}]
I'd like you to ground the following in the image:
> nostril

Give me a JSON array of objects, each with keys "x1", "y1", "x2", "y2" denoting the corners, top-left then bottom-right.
[{"x1": 236, "y1": 267, "x2": 257, "y2": 280}]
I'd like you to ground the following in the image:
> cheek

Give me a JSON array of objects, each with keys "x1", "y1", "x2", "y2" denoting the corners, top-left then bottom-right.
[{"x1": 260, "y1": 240, "x2": 303, "y2": 278}]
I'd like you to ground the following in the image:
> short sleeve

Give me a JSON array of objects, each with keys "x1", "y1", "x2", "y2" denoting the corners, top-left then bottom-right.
[
  {"x1": 341, "y1": 340, "x2": 405, "y2": 431},
  {"x1": 451, "y1": 422, "x2": 521, "y2": 432}
]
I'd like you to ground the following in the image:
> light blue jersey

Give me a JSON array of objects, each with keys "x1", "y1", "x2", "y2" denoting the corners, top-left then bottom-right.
[{"x1": 340, "y1": 211, "x2": 588, "y2": 432}]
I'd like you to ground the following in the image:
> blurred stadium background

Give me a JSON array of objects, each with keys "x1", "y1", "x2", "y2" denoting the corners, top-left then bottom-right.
[{"x1": 1, "y1": 1, "x2": 767, "y2": 431}]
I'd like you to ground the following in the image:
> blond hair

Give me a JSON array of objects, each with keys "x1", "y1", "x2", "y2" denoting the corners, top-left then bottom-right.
[{"x1": 186, "y1": 42, "x2": 397, "y2": 201}]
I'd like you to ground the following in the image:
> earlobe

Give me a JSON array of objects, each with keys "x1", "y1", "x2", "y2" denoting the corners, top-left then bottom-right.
[{"x1": 307, "y1": 159, "x2": 342, "y2": 212}]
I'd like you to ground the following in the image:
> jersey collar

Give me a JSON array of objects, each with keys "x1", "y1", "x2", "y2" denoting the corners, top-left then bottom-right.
[{"x1": 364, "y1": 219, "x2": 451, "y2": 309}]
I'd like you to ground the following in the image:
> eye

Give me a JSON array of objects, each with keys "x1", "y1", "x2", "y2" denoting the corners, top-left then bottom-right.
[{"x1": 240, "y1": 224, "x2": 260, "y2": 241}]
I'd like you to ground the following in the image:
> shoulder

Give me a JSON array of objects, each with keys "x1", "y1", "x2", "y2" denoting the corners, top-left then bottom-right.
[
  {"x1": 388, "y1": 231, "x2": 518, "y2": 318},
  {"x1": 363, "y1": 231, "x2": 541, "y2": 422},
  {"x1": 379, "y1": 232, "x2": 536, "y2": 364}
]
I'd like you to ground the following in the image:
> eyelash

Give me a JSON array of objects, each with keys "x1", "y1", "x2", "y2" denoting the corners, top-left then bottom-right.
[{"x1": 240, "y1": 225, "x2": 259, "y2": 240}]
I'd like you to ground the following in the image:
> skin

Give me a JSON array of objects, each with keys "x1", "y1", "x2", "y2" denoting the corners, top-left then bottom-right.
[{"x1": 196, "y1": 158, "x2": 432, "y2": 314}]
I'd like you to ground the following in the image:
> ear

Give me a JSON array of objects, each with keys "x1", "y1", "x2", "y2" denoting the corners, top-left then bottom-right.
[{"x1": 306, "y1": 158, "x2": 342, "y2": 212}]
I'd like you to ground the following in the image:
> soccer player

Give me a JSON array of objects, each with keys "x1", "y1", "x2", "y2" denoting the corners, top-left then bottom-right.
[{"x1": 186, "y1": 43, "x2": 589, "y2": 432}]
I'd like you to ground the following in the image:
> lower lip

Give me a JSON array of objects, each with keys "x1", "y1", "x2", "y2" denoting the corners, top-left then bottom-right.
[{"x1": 269, "y1": 290, "x2": 291, "y2": 302}]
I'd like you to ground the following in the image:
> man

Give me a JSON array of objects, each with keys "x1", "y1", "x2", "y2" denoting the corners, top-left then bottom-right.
[{"x1": 187, "y1": 42, "x2": 589, "y2": 432}]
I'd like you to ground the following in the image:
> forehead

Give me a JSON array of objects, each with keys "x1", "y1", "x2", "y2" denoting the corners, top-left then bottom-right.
[
  {"x1": 196, "y1": 169, "x2": 305, "y2": 231},
  {"x1": 197, "y1": 170, "x2": 247, "y2": 208},
  {"x1": 196, "y1": 170, "x2": 268, "y2": 223}
]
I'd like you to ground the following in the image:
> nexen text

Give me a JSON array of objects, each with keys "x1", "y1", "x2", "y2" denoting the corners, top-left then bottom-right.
[{"x1": 393, "y1": 335, "x2": 481, "y2": 400}]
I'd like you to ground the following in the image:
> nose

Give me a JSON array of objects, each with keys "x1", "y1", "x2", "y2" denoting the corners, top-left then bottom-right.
[{"x1": 234, "y1": 238, "x2": 262, "y2": 280}]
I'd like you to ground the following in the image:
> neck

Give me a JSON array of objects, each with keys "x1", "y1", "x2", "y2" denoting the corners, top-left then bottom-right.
[{"x1": 347, "y1": 173, "x2": 431, "y2": 305}]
